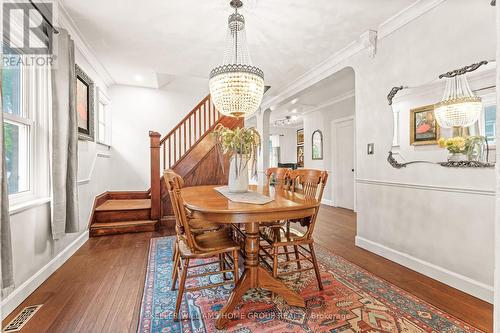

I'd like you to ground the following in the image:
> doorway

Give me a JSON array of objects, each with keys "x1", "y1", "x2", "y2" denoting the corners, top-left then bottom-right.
[{"x1": 332, "y1": 117, "x2": 355, "y2": 210}]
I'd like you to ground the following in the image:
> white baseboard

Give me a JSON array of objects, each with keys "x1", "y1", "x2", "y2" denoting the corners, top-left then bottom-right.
[
  {"x1": 321, "y1": 199, "x2": 334, "y2": 206},
  {"x1": 1, "y1": 231, "x2": 89, "y2": 320},
  {"x1": 355, "y1": 236, "x2": 493, "y2": 303}
]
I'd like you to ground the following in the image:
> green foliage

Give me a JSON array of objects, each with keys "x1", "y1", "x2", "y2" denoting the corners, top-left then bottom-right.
[
  {"x1": 213, "y1": 124, "x2": 261, "y2": 176},
  {"x1": 438, "y1": 135, "x2": 487, "y2": 160}
]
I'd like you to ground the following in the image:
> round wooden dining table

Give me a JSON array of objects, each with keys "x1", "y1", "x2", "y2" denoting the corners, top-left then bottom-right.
[{"x1": 181, "y1": 184, "x2": 320, "y2": 329}]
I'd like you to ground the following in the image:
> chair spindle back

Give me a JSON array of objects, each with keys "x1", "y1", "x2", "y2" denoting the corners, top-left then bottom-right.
[
  {"x1": 288, "y1": 169, "x2": 328, "y2": 238},
  {"x1": 164, "y1": 170, "x2": 196, "y2": 250},
  {"x1": 265, "y1": 167, "x2": 291, "y2": 190}
]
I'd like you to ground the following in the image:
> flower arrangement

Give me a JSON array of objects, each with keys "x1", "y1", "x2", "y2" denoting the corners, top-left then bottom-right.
[
  {"x1": 438, "y1": 136, "x2": 466, "y2": 153},
  {"x1": 213, "y1": 124, "x2": 261, "y2": 177},
  {"x1": 438, "y1": 135, "x2": 487, "y2": 161}
]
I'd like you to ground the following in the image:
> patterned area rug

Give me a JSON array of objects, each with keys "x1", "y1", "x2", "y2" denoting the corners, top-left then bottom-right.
[{"x1": 138, "y1": 237, "x2": 483, "y2": 333}]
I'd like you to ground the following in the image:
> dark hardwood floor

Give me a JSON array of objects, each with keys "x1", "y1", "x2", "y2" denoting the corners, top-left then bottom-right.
[{"x1": 2, "y1": 205, "x2": 492, "y2": 332}]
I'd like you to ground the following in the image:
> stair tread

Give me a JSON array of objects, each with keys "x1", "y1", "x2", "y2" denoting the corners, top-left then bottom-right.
[
  {"x1": 91, "y1": 220, "x2": 157, "y2": 229},
  {"x1": 96, "y1": 199, "x2": 151, "y2": 212}
]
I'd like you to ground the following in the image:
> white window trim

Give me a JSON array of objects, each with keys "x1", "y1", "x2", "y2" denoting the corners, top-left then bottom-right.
[
  {"x1": 477, "y1": 89, "x2": 496, "y2": 150},
  {"x1": 3, "y1": 6, "x2": 51, "y2": 212},
  {"x1": 7, "y1": 62, "x2": 51, "y2": 212},
  {"x1": 96, "y1": 88, "x2": 111, "y2": 147},
  {"x1": 5, "y1": 57, "x2": 34, "y2": 206}
]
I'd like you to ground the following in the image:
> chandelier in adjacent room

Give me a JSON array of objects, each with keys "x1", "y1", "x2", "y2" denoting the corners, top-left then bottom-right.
[
  {"x1": 209, "y1": 0, "x2": 264, "y2": 118},
  {"x1": 434, "y1": 74, "x2": 482, "y2": 128},
  {"x1": 274, "y1": 115, "x2": 300, "y2": 127}
]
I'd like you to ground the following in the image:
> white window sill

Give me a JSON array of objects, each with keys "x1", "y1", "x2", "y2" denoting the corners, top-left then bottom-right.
[{"x1": 9, "y1": 197, "x2": 51, "y2": 216}]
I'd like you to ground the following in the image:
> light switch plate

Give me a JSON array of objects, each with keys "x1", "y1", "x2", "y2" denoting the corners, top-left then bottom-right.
[{"x1": 367, "y1": 143, "x2": 375, "y2": 155}]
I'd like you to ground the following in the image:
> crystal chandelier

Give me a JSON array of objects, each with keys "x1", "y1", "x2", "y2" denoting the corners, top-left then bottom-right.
[
  {"x1": 209, "y1": 0, "x2": 264, "y2": 118},
  {"x1": 434, "y1": 74, "x2": 482, "y2": 128}
]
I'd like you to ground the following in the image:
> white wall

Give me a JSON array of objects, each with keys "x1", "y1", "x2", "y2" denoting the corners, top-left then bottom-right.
[
  {"x1": 108, "y1": 84, "x2": 207, "y2": 191},
  {"x1": 303, "y1": 96, "x2": 355, "y2": 202},
  {"x1": 263, "y1": 0, "x2": 496, "y2": 303},
  {"x1": 2, "y1": 35, "x2": 114, "y2": 318},
  {"x1": 350, "y1": 1, "x2": 496, "y2": 302},
  {"x1": 270, "y1": 126, "x2": 298, "y2": 164}
]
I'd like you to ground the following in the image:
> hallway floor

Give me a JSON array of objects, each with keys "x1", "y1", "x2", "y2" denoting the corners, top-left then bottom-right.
[{"x1": 2, "y1": 206, "x2": 492, "y2": 332}]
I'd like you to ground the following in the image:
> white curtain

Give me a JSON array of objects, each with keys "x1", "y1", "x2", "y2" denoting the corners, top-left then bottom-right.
[
  {"x1": 50, "y1": 29, "x2": 79, "y2": 240},
  {"x1": 0, "y1": 66, "x2": 14, "y2": 297}
]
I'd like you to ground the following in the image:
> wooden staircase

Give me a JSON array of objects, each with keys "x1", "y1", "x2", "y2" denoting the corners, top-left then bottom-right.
[{"x1": 89, "y1": 94, "x2": 242, "y2": 237}]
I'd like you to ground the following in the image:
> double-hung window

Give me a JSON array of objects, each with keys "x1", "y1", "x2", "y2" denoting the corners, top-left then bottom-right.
[
  {"x1": 97, "y1": 88, "x2": 111, "y2": 146},
  {"x1": 483, "y1": 105, "x2": 496, "y2": 145},
  {"x1": 3, "y1": 49, "x2": 33, "y2": 199},
  {"x1": 477, "y1": 87, "x2": 496, "y2": 147},
  {"x1": 3, "y1": 59, "x2": 50, "y2": 209}
]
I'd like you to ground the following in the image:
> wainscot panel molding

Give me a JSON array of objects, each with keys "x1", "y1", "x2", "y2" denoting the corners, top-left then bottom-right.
[
  {"x1": 1, "y1": 231, "x2": 89, "y2": 320},
  {"x1": 261, "y1": 0, "x2": 446, "y2": 111},
  {"x1": 355, "y1": 236, "x2": 494, "y2": 303},
  {"x1": 77, "y1": 152, "x2": 111, "y2": 186},
  {"x1": 356, "y1": 178, "x2": 495, "y2": 197}
]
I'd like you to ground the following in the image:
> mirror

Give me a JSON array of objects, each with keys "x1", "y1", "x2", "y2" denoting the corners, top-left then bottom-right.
[
  {"x1": 388, "y1": 60, "x2": 496, "y2": 168},
  {"x1": 312, "y1": 130, "x2": 323, "y2": 160}
]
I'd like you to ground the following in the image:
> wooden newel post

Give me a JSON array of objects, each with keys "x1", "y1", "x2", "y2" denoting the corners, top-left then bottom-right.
[{"x1": 149, "y1": 131, "x2": 161, "y2": 221}]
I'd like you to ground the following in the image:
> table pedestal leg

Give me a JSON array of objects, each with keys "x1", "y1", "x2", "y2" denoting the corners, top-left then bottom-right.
[{"x1": 215, "y1": 222, "x2": 305, "y2": 330}]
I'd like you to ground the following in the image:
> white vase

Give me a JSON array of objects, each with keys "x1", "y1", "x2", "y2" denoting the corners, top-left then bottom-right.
[
  {"x1": 228, "y1": 156, "x2": 249, "y2": 193},
  {"x1": 448, "y1": 153, "x2": 467, "y2": 162}
]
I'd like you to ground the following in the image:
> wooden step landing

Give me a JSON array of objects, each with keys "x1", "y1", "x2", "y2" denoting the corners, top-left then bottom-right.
[
  {"x1": 90, "y1": 220, "x2": 157, "y2": 237},
  {"x1": 96, "y1": 199, "x2": 151, "y2": 211}
]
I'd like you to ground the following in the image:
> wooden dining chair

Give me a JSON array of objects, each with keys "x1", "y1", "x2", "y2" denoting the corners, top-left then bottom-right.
[
  {"x1": 265, "y1": 167, "x2": 291, "y2": 189},
  {"x1": 165, "y1": 170, "x2": 240, "y2": 321},
  {"x1": 232, "y1": 167, "x2": 292, "y2": 247},
  {"x1": 260, "y1": 169, "x2": 328, "y2": 290}
]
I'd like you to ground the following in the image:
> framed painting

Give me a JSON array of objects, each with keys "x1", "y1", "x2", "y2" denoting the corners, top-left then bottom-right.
[
  {"x1": 409, "y1": 104, "x2": 440, "y2": 145},
  {"x1": 76, "y1": 64, "x2": 95, "y2": 141},
  {"x1": 297, "y1": 128, "x2": 304, "y2": 145},
  {"x1": 297, "y1": 145, "x2": 304, "y2": 167},
  {"x1": 312, "y1": 130, "x2": 323, "y2": 160}
]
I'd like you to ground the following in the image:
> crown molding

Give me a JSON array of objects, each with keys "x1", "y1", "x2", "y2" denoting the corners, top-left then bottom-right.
[
  {"x1": 377, "y1": 0, "x2": 446, "y2": 40},
  {"x1": 262, "y1": 39, "x2": 362, "y2": 111},
  {"x1": 56, "y1": 1, "x2": 115, "y2": 87},
  {"x1": 262, "y1": 0, "x2": 446, "y2": 112},
  {"x1": 301, "y1": 89, "x2": 355, "y2": 115}
]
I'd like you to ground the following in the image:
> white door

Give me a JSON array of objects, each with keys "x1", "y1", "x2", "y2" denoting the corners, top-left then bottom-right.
[{"x1": 332, "y1": 118, "x2": 355, "y2": 210}]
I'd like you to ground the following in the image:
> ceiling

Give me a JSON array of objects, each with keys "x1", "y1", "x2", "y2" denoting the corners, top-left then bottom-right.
[
  {"x1": 270, "y1": 66, "x2": 355, "y2": 126},
  {"x1": 60, "y1": 0, "x2": 415, "y2": 93}
]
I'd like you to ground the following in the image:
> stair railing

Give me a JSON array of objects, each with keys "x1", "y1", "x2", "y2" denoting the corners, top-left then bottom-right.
[{"x1": 149, "y1": 94, "x2": 221, "y2": 221}]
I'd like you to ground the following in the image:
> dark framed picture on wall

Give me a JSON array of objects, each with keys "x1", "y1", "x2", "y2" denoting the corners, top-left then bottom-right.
[
  {"x1": 409, "y1": 104, "x2": 440, "y2": 146},
  {"x1": 76, "y1": 64, "x2": 95, "y2": 141},
  {"x1": 297, "y1": 128, "x2": 304, "y2": 145},
  {"x1": 297, "y1": 145, "x2": 304, "y2": 167}
]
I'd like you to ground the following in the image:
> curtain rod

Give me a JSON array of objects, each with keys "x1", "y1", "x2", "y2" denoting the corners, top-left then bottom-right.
[{"x1": 28, "y1": 0, "x2": 60, "y2": 34}]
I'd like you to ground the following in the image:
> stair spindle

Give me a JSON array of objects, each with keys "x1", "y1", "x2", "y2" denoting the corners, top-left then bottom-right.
[
  {"x1": 173, "y1": 130, "x2": 177, "y2": 164},
  {"x1": 212, "y1": 103, "x2": 216, "y2": 126},
  {"x1": 189, "y1": 114, "x2": 192, "y2": 148},
  {"x1": 198, "y1": 106, "x2": 201, "y2": 137},
  {"x1": 168, "y1": 138, "x2": 172, "y2": 169},
  {"x1": 208, "y1": 100, "x2": 212, "y2": 128},
  {"x1": 183, "y1": 123, "x2": 187, "y2": 154},
  {"x1": 163, "y1": 144, "x2": 166, "y2": 170}
]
